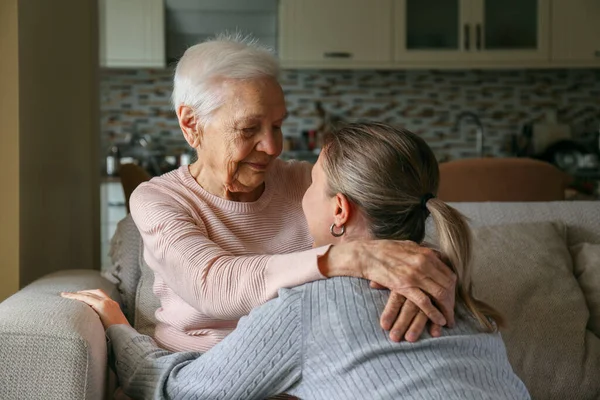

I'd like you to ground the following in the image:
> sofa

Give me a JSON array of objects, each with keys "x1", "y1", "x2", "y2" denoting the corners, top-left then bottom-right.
[{"x1": 0, "y1": 202, "x2": 599, "y2": 400}]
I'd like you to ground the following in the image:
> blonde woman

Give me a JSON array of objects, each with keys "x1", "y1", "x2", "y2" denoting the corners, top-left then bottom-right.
[{"x1": 63, "y1": 122, "x2": 529, "y2": 400}]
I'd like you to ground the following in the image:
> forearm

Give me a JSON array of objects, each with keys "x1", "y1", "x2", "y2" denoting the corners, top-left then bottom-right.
[
  {"x1": 107, "y1": 289, "x2": 303, "y2": 400},
  {"x1": 132, "y1": 192, "x2": 324, "y2": 320},
  {"x1": 169, "y1": 248, "x2": 326, "y2": 320},
  {"x1": 107, "y1": 324, "x2": 203, "y2": 400}
]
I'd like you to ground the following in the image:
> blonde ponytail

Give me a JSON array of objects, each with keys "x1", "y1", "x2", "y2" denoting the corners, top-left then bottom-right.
[{"x1": 427, "y1": 198, "x2": 504, "y2": 332}]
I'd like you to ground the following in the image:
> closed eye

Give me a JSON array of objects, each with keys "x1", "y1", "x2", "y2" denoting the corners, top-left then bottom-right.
[{"x1": 242, "y1": 127, "x2": 259, "y2": 135}]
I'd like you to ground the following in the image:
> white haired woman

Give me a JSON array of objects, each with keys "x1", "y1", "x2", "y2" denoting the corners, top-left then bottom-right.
[
  {"x1": 109, "y1": 35, "x2": 456, "y2": 354},
  {"x1": 63, "y1": 122, "x2": 529, "y2": 399}
]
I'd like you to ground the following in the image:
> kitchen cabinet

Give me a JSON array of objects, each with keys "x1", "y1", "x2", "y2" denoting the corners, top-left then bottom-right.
[
  {"x1": 551, "y1": 0, "x2": 600, "y2": 66},
  {"x1": 278, "y1": 0, "x2": 393, "y2": 69},
  {"x1": 394, "y1": 0, "x2": 471, "y2": 64},
  {"x1": 99, "y1": 0, "x2": 166, "y2": 68},
  {"x1": 469, "y1": 0, "x2": 550, "y2": 63},
  {"x1": 394, "y1": 0, "x2": 550, "y2": 66}
]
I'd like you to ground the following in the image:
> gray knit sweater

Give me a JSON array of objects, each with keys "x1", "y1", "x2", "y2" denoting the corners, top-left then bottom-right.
[{"x1": 107, "y1": 277, "x2": 530, "y2": 400}]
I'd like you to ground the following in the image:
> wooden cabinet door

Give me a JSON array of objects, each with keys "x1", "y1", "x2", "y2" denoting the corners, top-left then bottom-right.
[
  {"x1": 279, "y1": 0, "x2": 393, "y2": 68},
  {"x1": 100, "y1": 0, "x2": 165, "y2": 68},
  {"x1": 394, "y1": 0, "x2": 473, "y2": 64},
  {"x1": 551, "y1": 0, "x2": 600, "y2": 65},
  {"x1": 469, "y1": 0, "x2": 550, "y2": 63}
]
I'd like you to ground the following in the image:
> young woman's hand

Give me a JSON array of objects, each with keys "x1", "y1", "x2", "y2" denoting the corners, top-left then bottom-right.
[
  {"x1": 61, "y1": 289, "x2": 130, "y2": 330},
  {"x1": 320, "y1": 240, "x2": 456, "y2": 334}
]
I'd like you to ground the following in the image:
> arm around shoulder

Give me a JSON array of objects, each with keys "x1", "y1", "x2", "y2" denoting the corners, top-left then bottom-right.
[{"x1": 129, "y1": 183, "x2": 325, "y2": 320}]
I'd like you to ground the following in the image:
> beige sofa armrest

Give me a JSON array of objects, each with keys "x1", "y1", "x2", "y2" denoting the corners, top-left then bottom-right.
[{"x1": 0, "y1": 270, "x2": 120, "y2": 400}]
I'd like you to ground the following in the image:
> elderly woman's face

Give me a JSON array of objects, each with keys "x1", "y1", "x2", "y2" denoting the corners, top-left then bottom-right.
[{"x1": 200, "y1": 77, "x2": 286, "y2": 194}]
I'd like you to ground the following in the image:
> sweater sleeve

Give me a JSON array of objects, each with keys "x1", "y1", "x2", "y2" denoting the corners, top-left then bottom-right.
[
  {"x1": 107, "y1": 288, "x2": 304, "y2": 400},
  {"x1": 130, "y1": 184, "x2": 327, "y2": 320}
]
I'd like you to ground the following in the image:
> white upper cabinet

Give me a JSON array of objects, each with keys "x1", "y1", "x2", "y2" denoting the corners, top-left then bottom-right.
[
  {"x1": 394, "y1": 0, "x2": 472, "y2": 64},
  {"x1": 278, "y1": 0, "x2": 393, "y2": 68},
  {"x1": 275, "y1": 0, "x2": 594, "y2": 69},
  {"x1": 394, "y1": 0, "x2": 549, "y2": 66},
  {"x1": 469, "y1": 0, "x2": 550, "y2": 63},
  {"x1": 99, "y1": 0, "x2": 166, "y2": 68},
  {"x1": 551, "y1": 0, "x2": 600, "y2": 66}
]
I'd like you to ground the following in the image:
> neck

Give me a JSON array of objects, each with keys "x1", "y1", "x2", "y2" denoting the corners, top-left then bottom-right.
[
  {"x1": 317, "y1": 216, "x2": 373, "y2": 247},
  {"x1": 188, "y1": 162, "x2": 265, "y2": 202}
]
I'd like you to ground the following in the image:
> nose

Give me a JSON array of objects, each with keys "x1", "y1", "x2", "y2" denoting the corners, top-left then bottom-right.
[{"x1": 256, "y1": 128, "x2": 282, "y2": 156}]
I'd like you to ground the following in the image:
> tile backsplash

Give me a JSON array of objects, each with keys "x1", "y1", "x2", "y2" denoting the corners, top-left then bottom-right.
[{"x1": 101, "y1": 68, "x2": 600, "y2": 161}]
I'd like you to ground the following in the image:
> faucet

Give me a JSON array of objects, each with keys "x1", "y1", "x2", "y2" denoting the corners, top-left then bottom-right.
[{"x1": 455, "y1": 111, "x2": 485, "y2": 157}]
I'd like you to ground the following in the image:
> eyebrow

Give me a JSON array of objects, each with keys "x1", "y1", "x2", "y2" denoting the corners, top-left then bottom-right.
[{"x1": 234, "y1": 112, "x2": 289, "y2": 126}]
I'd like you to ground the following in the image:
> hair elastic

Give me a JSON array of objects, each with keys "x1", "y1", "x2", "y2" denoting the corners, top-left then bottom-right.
[{"x1": 420, "y1": 193, "x2": 435, "y2": 210}]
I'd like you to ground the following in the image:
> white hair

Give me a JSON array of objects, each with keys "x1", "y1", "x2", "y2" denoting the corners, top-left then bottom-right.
[{"x1": 172, "y1": 32, "x2": 280, "y2": 125}]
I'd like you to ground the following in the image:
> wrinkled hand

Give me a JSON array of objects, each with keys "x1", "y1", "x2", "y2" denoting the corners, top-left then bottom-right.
[
  {"x1": 370, "y1": 282, "x2": 443, "y2": 342},
  {"x1": 357, "y1": 240, "x2": 456, "y2": 330},
  {"x1": 61, "y1": 289, "x2": 130, "y2": 330}
]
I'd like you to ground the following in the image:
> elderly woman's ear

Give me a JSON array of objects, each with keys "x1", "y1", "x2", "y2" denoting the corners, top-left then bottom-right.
[{"x1": 177, "y1": 105, "x2": 202, "y2": 148}]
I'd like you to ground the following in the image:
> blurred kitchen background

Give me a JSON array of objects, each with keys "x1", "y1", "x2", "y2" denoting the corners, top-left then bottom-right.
[{"x1": 98, "y1": 0, "x2": 600, "y2": 267}]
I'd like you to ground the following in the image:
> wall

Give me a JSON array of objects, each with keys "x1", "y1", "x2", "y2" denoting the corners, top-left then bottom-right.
[
  {"x1": 18, "y1": 0, "x2": 100, "y2": 287},
  {"x1": 0, "y1": 0, "x2": 20, "y2": 301},
  {"x1": 101, "y1": 68, "x2": 600, "y2": 161},
  {"x1": 0, "y1": 0, "x2": 100, "y2": 300}
]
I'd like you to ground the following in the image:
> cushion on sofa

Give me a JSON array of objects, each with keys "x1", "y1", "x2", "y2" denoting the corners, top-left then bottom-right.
[
  {"x1": 570, "y1": 243, "x2": 600, "y2": 338},
  {"x1": 102, "y1": 215, "x2": 143, "y2": 324},
  {"x1": 470, "y1": 221, "x2": 600, "y2": 400},
  {"x1": 135, "y1": 256, "x2": 160, "y2": 337},
  {"x1": 102, "y1": 214, "x2": 160, "y2": 336}
]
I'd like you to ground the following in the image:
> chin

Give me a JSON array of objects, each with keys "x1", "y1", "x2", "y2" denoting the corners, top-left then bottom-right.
[
  {"x1": 233, "y1": 177, "x2": 266, "y2": 193},
  {"x1": 237, "y1": 169, "x2": 267, "y2": 185}
]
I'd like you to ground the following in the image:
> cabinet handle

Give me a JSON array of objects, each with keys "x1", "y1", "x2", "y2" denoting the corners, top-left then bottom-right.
[
  {"x1": 464, "y1": 24, "x2": 471, "y2": 50},
  {"x1": 323, "y1": 52, "x2": 352, "y2": 59},
  {"x1": 476, "y1": 24, "x2": 482, "y2": 50}
]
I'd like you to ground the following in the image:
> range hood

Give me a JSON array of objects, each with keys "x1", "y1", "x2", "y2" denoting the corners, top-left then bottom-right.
[{"x1": 165, "y1": 0, "x2": 278, "y2": 61}]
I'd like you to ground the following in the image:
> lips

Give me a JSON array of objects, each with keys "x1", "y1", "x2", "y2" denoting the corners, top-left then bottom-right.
[{"x1": 245, "y1": 161, "x2": 269, "y2": 171}]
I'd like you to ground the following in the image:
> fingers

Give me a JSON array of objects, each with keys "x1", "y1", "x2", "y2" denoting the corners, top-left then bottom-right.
[
  {"x1": 401, "y1": 288, "x2": 446, "y2": 326},
  {"x1": 389, "y1": 300, "x2": 419, "y2": 342},
  {"x1": 418, "y1": 277, "x2": 456, "y2": 328},
  {"x1": 381, "y1": 293, "x2": 405, "y2": 331},
  {"x1": 61, "y1": 292, "x2": 105, "y2": 309},
  {"x1": 370, "y1": 281, "x2": 387, "y2": 290},
  {"x1": 405, "y1": 311, "x2": 428, "y2": 343},
  {"x1": 78, "y1": 289, "x2": 111, "y2": 299},
  {"x1": 427, "y1": 278, "x2": 456, "y2": 328},
  {"x1": 416, "y1": 249, "x2": 456, "y2": 292},
  {"x1": 429, "y1": 323, "x2": 443, "y2": 338},
  {"x1": 61, "y1": 290, "x2": 129, "y2": 329}
]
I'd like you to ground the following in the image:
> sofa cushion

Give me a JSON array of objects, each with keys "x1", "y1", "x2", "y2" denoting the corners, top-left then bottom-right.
[
  {"x1": 470, "y1": 221, "x2": 600, "y2": 400},
  {"x1": 135, "y1": 256, "x2": 160, "y2": 337},
  {"x1": 102, "y1": 214, "x2": 160, "y2": 336},
  {"x1": 102, "y1": 215, "x2": 143, "y2": 324},
  {"x1": 450, "y1": 201, "x2": 600, "y2": 246},
  {"x1": 570, "y1": 243, "x2": 600, "y2": 338}
]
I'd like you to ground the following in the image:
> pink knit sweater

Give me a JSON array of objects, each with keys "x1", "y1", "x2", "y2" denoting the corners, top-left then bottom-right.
[{"x1": 130, "y1": 159, "x2": 328, "y2": 352}]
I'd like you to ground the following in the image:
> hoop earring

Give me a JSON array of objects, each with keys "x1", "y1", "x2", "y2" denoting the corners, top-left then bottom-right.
[{"x1": 330, "y1": 223, "x2": 346, "y2": 237}]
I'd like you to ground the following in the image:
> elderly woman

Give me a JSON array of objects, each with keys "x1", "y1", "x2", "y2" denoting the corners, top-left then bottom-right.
[
  {"x1": 118, "y1": 34, "x2": 454, "y2": 354},
  {"x1": 64, "y1": 122, "x2": 529, "y2": 400}
]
